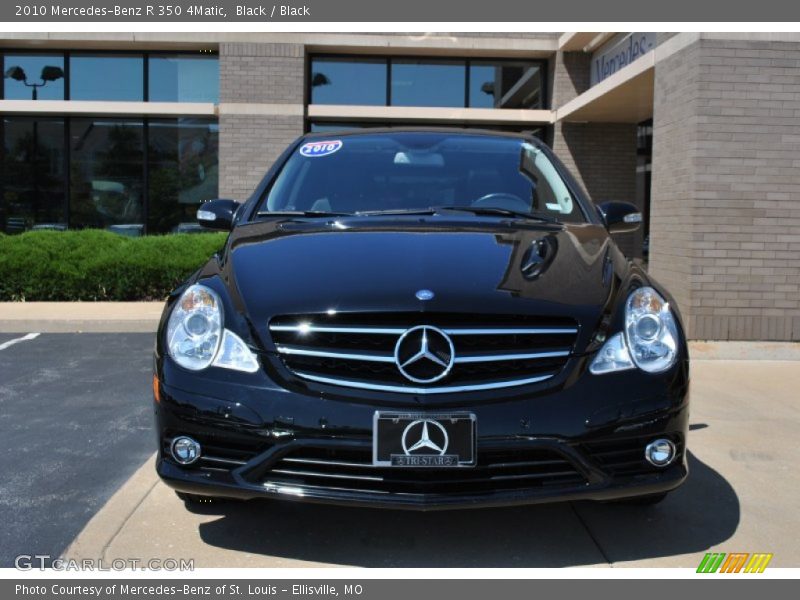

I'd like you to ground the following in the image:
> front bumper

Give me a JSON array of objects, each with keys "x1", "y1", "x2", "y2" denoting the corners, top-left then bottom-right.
[
  {"x1": 157, "y1": 436, "x2": 688, "y2": 511},
  {"x1": 154, "y1": 361, "x2": 690, "y2": 510}
]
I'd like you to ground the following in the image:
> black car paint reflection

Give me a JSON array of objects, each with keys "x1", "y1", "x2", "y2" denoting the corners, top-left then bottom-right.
[{"x1": 153, "y1": 129, "x2": 689, "y2": 510}]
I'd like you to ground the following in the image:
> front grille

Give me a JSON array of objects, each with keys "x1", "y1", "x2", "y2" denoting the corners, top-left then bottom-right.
[
  {"x1": 269, "y1": 312, "x2": 579, "y2": 394},
  {"x1": 581, "y1": 434, "x2": 685, "y2": 477},
  {"x1": 261, "y1": 446, "x2": 587, "y2": 494}
]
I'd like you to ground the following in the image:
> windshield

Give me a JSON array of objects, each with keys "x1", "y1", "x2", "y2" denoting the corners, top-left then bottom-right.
[{"x1": 259, "y1": 132, "x2": 585, "y2": 222}]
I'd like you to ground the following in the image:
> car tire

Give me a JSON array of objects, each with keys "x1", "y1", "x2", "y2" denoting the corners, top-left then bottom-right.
[{"x1": 616, "y1": 492, "x2": 669, "y2": 506}]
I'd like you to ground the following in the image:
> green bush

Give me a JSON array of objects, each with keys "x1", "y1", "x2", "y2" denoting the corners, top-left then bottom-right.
[{"x1": 0, "y1": 230, "x2": 227, "y2": 301}]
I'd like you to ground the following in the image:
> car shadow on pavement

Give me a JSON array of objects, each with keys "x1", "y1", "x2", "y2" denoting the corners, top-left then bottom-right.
[{"x1": 194, "y1": 451, "x2": 738, "y2": 567}]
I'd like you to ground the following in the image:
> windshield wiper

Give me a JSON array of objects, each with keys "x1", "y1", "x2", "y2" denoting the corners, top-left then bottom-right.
[
  {"x1": 255, "y1": 210, "x2": 350, "y2": 218},
  {"x1": 353, "y1": 208, "x2": 439, "y2": 216},
  {"x1": 433, "y1": 205, "x2": 560, "y2": 223}
]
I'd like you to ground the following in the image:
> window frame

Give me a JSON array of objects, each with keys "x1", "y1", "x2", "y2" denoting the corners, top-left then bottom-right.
[
  {"x1": 307, "y1": 53, "x2": 549, "y2": 111},
  {"x1": 0, "y1": 115, "x2": 69, "y2": 231},
  {"x1": 1, "y1": 114, "x2": 219, "y2": 235},
  {"x1": 0, "y1": 52, "x2": 68, "y2": 101},
  {"x1": 0, "y1": 49, "x2": 219, "y2": 103}
]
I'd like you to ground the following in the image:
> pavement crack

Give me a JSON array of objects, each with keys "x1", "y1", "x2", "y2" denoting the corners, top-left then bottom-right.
[{"x1": 570, "y1": 502, "x2": 613, "y2": 567}]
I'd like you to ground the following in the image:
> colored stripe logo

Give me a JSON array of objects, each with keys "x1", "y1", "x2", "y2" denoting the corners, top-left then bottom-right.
[{"x1": 697, "y1": 552, "x2": 773, "y2": 573}]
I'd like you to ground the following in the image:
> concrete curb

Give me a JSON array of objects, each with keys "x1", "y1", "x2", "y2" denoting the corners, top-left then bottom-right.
[
  {"x1": 62, "y1": 454, "x2": 159, "y2": 562},
  {"x1": 0, "y1": 302, "x2": 163, "y2": 333},
  {"x1": 689, "y1": 340, "x2": 800, "y2": 361}
]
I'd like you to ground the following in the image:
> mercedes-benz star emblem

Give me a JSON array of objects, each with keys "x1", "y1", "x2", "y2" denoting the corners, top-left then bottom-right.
[
  {"x1": 394, "y1": 325, "x2": 455, "y2": 383},
  {"x1": 401, "y1": 419, "x2": 449, "y2": 455}
]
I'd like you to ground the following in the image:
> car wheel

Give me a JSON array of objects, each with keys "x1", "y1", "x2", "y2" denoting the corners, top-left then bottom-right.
[{"x1": 616, "y1": 492, "x2": 669, "y2": 506}]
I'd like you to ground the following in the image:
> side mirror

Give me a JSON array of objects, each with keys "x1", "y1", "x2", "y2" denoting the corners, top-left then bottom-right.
[
  {"x1": 598, "y1": 201, "x2": 642, "y2": 234},
  {"x1": 197, "y1": 199, "x2": 241, "y2": 231}
]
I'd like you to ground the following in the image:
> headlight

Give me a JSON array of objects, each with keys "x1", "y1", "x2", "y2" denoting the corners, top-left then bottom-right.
[
  {"x1": 588, "y1": 332, "x2": 634, "y2": 374},
  {"x1": 590, "y1": 286, "x2": 679, "y2": 375},
  {"x1": 624, "y1": 287, "x2": 679, "y2": 373},
  {"x1": 166, "y1": 284, "x2": 259, "y2": 373},
  {"x1": 167, "y1": 284, "x2": 223, "y2": 370}
]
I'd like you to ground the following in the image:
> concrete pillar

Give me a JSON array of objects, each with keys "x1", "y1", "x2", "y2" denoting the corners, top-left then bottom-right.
[
  {"x1": 218, "y1": 42, "x2": 306, "y2": 201},
  {"x1": 650, "y1": 37, "x2": 800, "y2": 340}
]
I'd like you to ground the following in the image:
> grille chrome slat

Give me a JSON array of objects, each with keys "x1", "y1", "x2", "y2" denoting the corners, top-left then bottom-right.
[
  {"x1": 200, "y1": 455, "x2": 248, "y2": 466},
  {"x1": 454, "y1": 350, "x2": 570, "y2": 363},
  {"x1": 270, "y1": 468, "x2": 385, "y2": 482},
  {"x1": 489, "y1": 470, "x2": 584, "y2": 482},
  {"x1": 269, "y1": 313, "x2": 578, "y2": 394},
  {"x1": 270, "y1": 324, "x2": 578, "y2": 336},
  {"x1": 486, "y1": 459, "x2": 570, "y2": 469},
  {"x1": 293, "y1": 371, "x2": 554, "y2": 394},
  {"x1": 276, "y1": 344, "x2": 571, "y2": 365},
  {"x1": 445, "y1": 327, "x2": 578, "y2": 336},
  {"x1": 276, "y1": 345, "x2": 397, "y2": 363},
  {"x1": 270, "y1": 325, "x2": 407, "y2": 335},
  {"x1": 280, "y1": 456, "x2": 572, "y2": 472},
  {"x1": 282, "y1": 457, "x2": 375, "y2": 468},
  {"x1": 263, "y1": 447, "x2": 589, "y2": 494}
]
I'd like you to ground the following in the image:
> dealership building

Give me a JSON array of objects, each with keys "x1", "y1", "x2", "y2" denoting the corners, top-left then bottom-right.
[{"x1": 1, "y1": 31, "x2": 799, "y2": 341}]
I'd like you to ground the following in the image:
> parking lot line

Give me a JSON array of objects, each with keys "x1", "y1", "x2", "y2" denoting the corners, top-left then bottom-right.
[{"x1": 0, "y1": 332, "x2": 39, "y2": 351}]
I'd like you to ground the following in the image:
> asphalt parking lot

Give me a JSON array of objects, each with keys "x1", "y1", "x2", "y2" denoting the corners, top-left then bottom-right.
[
  {"x1": 0, "y1": 333, "x2": 155, "y2": 568},
  {"x1": 2, "y1": 333, "x2": 799, "y2": 568}
]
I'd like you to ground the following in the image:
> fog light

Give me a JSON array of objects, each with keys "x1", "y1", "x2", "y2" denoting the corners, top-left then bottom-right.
[
  {"x1": 170, "y1": 436, "x2": 201, "y2": 465},
  {"x1": 645, "y1": 438, "x2": 676, "y2": 467}
]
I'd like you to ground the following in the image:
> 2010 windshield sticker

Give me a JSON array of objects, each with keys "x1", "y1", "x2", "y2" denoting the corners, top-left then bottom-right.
[{"x1": 300, "y1": 140, "x2": 343, "y2": 157}]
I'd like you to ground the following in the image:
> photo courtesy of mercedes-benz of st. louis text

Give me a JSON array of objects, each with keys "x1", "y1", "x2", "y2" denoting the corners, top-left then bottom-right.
[{"x1": 154, "y1": 129, "x2": 689, "y2": 510}]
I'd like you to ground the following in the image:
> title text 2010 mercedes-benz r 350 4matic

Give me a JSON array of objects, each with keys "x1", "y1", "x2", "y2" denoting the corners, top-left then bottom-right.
[{"x1": 154, "y1": 129, "x2": 689, "y2": 510}]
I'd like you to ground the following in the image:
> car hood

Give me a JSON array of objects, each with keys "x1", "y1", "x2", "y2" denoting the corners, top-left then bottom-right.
[{"x1": 221, "y1": 216, "x2": 618, "y2": 353}]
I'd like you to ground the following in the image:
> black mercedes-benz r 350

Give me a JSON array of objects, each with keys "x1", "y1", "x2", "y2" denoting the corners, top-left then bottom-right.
[{"x1": 154, "y1": 129, "x2": 690, "y2": 510}]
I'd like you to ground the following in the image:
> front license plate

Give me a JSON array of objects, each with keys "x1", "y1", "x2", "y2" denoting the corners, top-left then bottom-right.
[{"x1": 372, "y1": 412, "x2": 476, "y2": 467}]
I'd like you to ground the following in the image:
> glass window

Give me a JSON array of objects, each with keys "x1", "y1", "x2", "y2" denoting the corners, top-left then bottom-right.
[
  {"x1": 469, "y1": 62, "x2": 544, "y2": 109},
  {"x1": 148, "y1": 55, "x2": 219, "y2": 103},
  {"x1": 70, "y1": 54, "x2": 144, "y2": 101},
  {"x1": 69, "y1": 118, "x2": 144, "y2": 233},
  {"x1": 310, "y1": 57, "x2": 387, "y2": 106},
  {"x1": 262, "y1": 132, "x2": 583, "y2": 222},
  {"x1": 3, "y1": 54, "x2": 65, "y2": 100},
  {"x1": 147, "y1": 118, "x2": 219, "y2": 234},
  {"x1": 1, "y1": 117, "x2": 67, "y2": 233},
  {"x1": 390, "y1": 60, "x2": 465, "y2": 107}
]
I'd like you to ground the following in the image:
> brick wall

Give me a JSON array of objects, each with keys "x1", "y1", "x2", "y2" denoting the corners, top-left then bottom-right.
[
  {"x1": 218, "y1": 114, "x2": 304, "y2": 201},
  {"x1": 549, "y1": 50, "x2": 639, "y2": 257},
  {"x1": 648, "y1": 39, "x2": 702, "y2": 322},
  {"x1": 552, "y1": 123, "x2": 640, "y2": 257},
  {"x1": 650, "y1": 37, "x2": 800, "y2": 340},
  {"x1": 219, "y1": 42, "x2": 305, "y2": 104},
  {"x1": 218, "y1": 43, "x2": 306, "y2": 200},
  {"x1": 549, "y1": 51, "x2": 590, "y2": 108}
]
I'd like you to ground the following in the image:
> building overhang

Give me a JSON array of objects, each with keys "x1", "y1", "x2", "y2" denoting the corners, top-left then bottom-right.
[
  {"x1": 0, "y1": 100, "x2": 216, "y2": 117},
  {"x1": 557, "y1": 32, "x2": 616, "y2": 52},
  {"x1": 0, "y1": 32, "x2": 558, "y2": 57},
  {"x1": 307, "y1": 104, "x2": 554, "y2": 126},
  {"x1": 554, "y1": 50, "x2": 654, "y2": 123}
]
